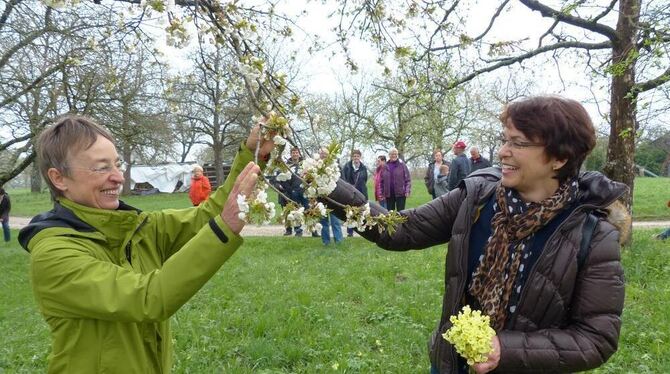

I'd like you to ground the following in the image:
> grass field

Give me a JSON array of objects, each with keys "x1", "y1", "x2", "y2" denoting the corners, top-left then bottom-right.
[
  {"x1": 7, "y1": 177, "x2": 670, "y2": 220},
  {"x1": 1, "y1": 228, "x2": 669, "y2": 373}
]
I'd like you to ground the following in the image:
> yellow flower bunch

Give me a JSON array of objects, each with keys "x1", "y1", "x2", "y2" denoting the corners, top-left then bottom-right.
[{"x1": 442, "y1": 305, "x2": 495, "y2": 366}]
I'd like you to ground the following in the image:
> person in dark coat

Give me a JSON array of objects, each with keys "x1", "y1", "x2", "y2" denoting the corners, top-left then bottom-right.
[
  {"x1": 0, "y1": 187, "x2": 11, "y2": 243},
  {"x1": 325, "y1": 95, "x2": 627, "y2": 373},
  {"x1": 285, "y1": 147, "x2": 316, "y2": 237},
  {"x1": 469, "y1": 146, "x2": 492, "y2": 173},
  {"x1": 342, "y1": 149, "x2": 369, "y2": 237},
  {"x1": 448, "y1": 141, "x2": 471, "y2": 190}
]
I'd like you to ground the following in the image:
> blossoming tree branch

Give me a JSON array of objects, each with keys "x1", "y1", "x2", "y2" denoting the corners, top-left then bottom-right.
[{"x1": 239, "y1": 112, "x2": 406, "y2": 235}]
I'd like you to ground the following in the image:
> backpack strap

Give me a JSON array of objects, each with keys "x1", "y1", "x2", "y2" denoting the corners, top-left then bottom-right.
[{"x1": 578, "y1": 213, "x2": 598, "y2": 271}]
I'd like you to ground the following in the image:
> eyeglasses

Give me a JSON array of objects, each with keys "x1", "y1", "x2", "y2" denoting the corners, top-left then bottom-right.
[
  {"x1": 498, "y1": 134, "x2": 543, "y2": 149},
  {"x1": 65, "y1": 160, "x2": 127, "y2": 175}
]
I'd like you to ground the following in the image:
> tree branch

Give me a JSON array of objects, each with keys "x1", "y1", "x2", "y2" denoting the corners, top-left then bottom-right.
[
  {"x1": 519, "y1": 0, "x2": 618, "y2": 41},
  {"x1": 592, "y1": 0, "x2": 618, "y2": 23},
  {"x1": 426, "y1": 0, "x2": 510, "y2": 54},
  {"x1": 635, "y1": 65, "x2": 670, "y2": 93},
  {"x1": 0, "y1": 133, "x2": 33, "y2": 152},
  {"x1": 443, "y1": 40, "x2": 611, "y2": 89}
]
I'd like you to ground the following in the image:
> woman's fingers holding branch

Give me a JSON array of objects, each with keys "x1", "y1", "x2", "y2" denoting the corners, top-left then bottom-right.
[{"x1": 221, "y1": 162, "x2": 260, "y2": 234}]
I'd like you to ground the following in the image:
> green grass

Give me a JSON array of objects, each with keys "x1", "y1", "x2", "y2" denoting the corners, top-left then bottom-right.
[
  {"x1": 633, "y1": 178, "x2": 670, "y2": 221},
  {"x1": 2, "y1": 228, "x2": 669, "y2": 372},
  {"x1": 9, "y1": 177, "x2": 668, "y2": 220}
]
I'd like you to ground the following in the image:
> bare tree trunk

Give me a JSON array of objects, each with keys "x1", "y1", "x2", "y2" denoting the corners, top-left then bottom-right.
[
  {"x1": 30, "y1": 161, "x2": 42, "y2": 193},
  {"x1": 603, "y1": 0, "x2": 640, "y2": 245},
  {"x1": 213, "y1": 142, "x2": 224, "y2": 187},
  {"x1": 604, "y1": 0, "x2": 640, "y2": 207},
  {"x1": 122, "y1": 143, "x2": 132, "y2": 196},
  {"x1": 121, "y1": 107, "x2": 132, "y2": 195}
]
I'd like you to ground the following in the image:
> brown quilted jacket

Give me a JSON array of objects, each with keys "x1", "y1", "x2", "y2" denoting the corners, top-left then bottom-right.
[{"x1": 328, "y1": 168, "x2": 628, "y2": 373}]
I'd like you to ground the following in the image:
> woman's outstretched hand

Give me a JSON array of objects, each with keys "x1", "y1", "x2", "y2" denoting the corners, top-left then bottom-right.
[{"x1": 221, "y1": 161, "x2": 260, "y2": 234}]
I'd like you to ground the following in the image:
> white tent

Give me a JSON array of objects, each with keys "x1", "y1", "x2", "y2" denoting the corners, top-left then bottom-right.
[{"x1": 130, "y1": 164, "x2": 194, "y2": 193}]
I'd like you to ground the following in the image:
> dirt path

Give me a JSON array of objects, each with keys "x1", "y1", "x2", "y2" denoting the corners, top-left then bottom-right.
[{"x1": 8, "y1": 216, "x2": 669, "y2": 236}]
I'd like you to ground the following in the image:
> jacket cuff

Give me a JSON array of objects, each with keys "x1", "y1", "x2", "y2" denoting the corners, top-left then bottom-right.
[{"x1": 206, "y1": 215, "x2": 243, "y2": 258}]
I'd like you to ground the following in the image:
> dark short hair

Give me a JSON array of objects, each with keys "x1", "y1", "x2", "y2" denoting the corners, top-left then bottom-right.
[
  {"x1": 499, "y1": 96, "x2": 596, "y2": 182},
  {"x1": 378, "y1": 155, "x2": 386, "y2": 162},
  {"x1": 37, "y1": 115, "x2": 114, "y2": 199},
  {"x1": 352, "y1": 149, "x2": 362, "y2": 157}
]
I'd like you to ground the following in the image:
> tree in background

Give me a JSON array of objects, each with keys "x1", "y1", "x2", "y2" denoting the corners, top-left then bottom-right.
[{"x1": 334, "y1": 0, "x2": 670, "y2": 209}]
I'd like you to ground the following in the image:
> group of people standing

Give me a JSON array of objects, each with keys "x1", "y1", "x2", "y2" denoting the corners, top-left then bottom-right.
[{"x1": 424, "y1": 141, "x2": 493, "y2": 199}]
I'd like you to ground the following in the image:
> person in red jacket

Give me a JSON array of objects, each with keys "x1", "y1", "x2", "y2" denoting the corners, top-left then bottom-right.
[{"x1": 189, "y1": 165, "x2": 212, "y2": 206}]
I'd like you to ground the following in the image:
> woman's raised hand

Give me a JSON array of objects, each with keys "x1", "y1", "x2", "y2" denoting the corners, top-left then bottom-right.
[{"x1": 221, "y1": 161, "x2": 260, "y2": 234}]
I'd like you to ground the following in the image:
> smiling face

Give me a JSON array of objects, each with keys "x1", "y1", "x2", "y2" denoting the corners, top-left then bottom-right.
[
  {"x1": 498, "y1": 120, "x2": 566, "y2": 203},
  {"x1": 50, "y1": 135, "x2": 125, "y2": 210},
  {"x1": 389, "y1": 149, "x2": 399, "y2": 161},
  {"x1": 291, "y1": 148, "x2": 300, "y2": 161}
]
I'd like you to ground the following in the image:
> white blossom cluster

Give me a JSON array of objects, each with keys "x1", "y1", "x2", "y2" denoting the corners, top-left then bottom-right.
[
  {"x1": 283, "y1": 202, "x2": 328, "y2": 232},
  {"x1": 344, "y1": 203, "x2": 374, "y2": 231},
  {"x1": 284, "y1": 207, "x2": 305, "y2": 228},
  {"x1": 236, "y1": 185, "x2": 276, "y2": 225},
  {"x1": 304, "y1": 202, "x2": 328, "y2": 233},
  {"x1": 275, "y1": 170, "x2": 292, "y2": 182},
  {"x1": 273, "y1": 135, "x2": 287, "y2": 146},
  {"x1": 300, "y1": 156, "x2": 340, "y2": 198}
]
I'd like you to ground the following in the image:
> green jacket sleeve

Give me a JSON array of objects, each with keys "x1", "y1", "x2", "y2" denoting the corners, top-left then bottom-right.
[
  {"x1": 30, "y1": 214, "x2": 242, "y2": 322},
  {"x1": 155, "y1": 144, "x2": 259, "y2": 259}
]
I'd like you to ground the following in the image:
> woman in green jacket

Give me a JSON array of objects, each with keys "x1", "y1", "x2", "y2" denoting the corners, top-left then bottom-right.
[{"x1": 19, "y1": 115, "x2": 272, "y2": 373}]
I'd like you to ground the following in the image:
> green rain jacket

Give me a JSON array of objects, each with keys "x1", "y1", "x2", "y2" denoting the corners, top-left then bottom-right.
[{"x1": 18, "y1": 145, "x2": 256, "y2": 373}]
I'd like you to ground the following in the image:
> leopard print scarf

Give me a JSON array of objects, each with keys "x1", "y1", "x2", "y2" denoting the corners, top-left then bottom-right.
[{"x1": 469, "y1": 179, "x2": 578, "y2": 330}]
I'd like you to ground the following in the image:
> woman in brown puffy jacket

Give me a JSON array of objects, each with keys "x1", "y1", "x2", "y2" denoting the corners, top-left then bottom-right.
[{"x1": 327, "y1": 95, "x2": 628, "y2": 373}]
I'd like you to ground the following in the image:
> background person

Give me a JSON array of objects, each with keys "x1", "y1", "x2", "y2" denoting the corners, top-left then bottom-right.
[
  {"x1": 380, "y1": 147, "x2": 411, "y2": 211},
  {"x1": 188, "y1": 164, "x2": 212, "y2": 206},
  {"x1": 433, "y1": 164, "x2": 450, "y2": 197},
  {"x1": 319, "y1": 147, "x2": 343, "y2": 245},
  {"x1": 373, "y1": 155, "x2": 387, "y2": 209},
  {"x1": 286, "y1": 146, "x2": 317, "y2": 237},
  {"x1": 18, "y1": 115, "x2": 271, "y2": 373},
  {"x1": 448, "y1": 140, "x2": 471, "y2": 190},
  {"x1": 342, "y1": 149, "x2": 369, "y2": 237},
  {"x1": 326, "y1": 96, "x2": 627, "y2": 374},
  {"x1": 469, "y1": 146, "x2": 492, "y2": 173},
  {"x1": 0, "y1": 187, "x2": 10, "y2": 243},
  {"x1": 424, "y1": 149, "x2": 445, "y2": 199}
]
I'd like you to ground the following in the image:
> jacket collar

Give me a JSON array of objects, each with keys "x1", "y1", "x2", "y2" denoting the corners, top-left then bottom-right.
[{"x1": 18, "y1": 199, "x2": 142, "y2": 252}]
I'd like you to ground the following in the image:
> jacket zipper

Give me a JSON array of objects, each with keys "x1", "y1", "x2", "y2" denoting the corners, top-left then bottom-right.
[
  {"x1": 447, "y1": 182, "x2": 485, "y2": 373},
  {"x1": 125, "y1": 216, "x2": 148, "y2": 265}
]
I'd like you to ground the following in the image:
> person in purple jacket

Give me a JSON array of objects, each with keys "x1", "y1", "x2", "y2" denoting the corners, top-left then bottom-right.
[{"x1": 380, "y1": 147, "x2": 411, "y2": 211}]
